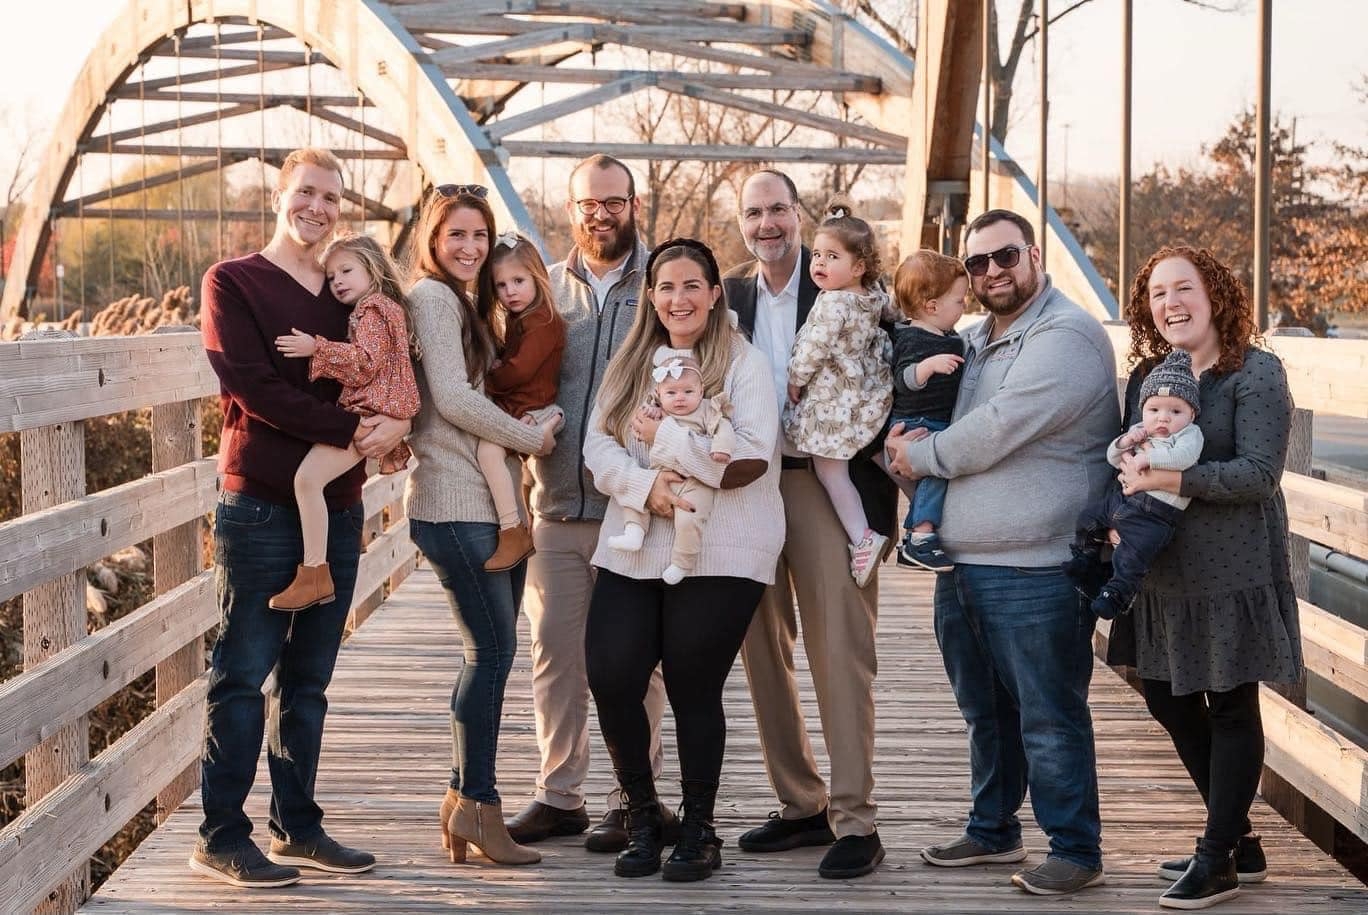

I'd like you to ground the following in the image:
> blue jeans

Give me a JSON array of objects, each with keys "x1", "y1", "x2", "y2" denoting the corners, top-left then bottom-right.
[
  {"x1": 888, "y1": 415, "x2": 948, "y2": 530},
  {"x1": 933, "y1": 564, "x2": 1102, "y2": 869},
  {"x1": 410, "y1": 519, "x2": 525, "y2": 804},
  {"x1": 200, "y1": 491, "x2": 363, "y2": 851}
]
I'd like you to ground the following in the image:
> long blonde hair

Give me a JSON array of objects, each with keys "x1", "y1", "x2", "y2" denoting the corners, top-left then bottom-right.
[
  {"x1": 321, "y1": 233, "x2": 420, "y2": 358},
  {"x1": 595, "y1": 239, "x2": 741, "y2": 444}
]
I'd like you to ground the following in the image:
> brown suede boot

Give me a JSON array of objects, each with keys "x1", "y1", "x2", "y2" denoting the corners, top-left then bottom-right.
[
  {"x1": 484, "y1": 525, "x2": 534, "y2": 572},
  {"x1": 439, "y1": 788, "x2": 462, "y2": 852},
  {"x1": 268, "y1": 563, "x2": 335, "y2": 612},
  {"x1": 447, "y1": 797, "x2": 541, "y2": 865}
]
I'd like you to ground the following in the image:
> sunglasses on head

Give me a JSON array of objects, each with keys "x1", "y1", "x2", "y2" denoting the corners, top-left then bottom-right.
[
  {"x1": 436, "y1": 183, "x2": 488, "y2": 200},
  {"x1": 964, "y1": 243, "x2": 1031, "y2": 277}
]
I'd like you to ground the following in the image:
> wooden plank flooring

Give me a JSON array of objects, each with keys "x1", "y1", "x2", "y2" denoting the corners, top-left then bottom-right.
[{"x1": 83, "y1": 567, "x2": 1368, "y2": 914}]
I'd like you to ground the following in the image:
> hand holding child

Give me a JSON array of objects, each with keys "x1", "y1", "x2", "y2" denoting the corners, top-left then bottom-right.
[
  {"x1": 275, "y1": 328, "x2": 318, "y2": 358},
  {"x1": 786, "y1": 382, "x2": 803, "y2": 405}
]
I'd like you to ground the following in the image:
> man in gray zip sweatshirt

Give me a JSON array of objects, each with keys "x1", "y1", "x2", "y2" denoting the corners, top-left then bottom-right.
[
  {"x1": 506, "y1": 155, "x2": 670, "y2": 852},
  {"x1": 889, "y1": 209, "x2": 1118, "y2": 896}
]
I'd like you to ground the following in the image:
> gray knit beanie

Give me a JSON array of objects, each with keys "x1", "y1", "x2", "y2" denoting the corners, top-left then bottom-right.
[{"x1": 1139, "y1": 350, "x2": 1200, "y2": 416}]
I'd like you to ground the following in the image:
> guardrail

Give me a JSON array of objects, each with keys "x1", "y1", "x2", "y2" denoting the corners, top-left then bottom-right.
[{"x1": 0, "y1": 328, "x2": 418, "y2": 914}]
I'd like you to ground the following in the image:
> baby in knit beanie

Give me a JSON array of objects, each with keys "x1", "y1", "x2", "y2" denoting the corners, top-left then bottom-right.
[
  {"x1": 606, "y1": 346, "x2": 735, "y2": 585},
  {"x1": 1064, "y1": 349, "x2": 1207, "y2": 619}
]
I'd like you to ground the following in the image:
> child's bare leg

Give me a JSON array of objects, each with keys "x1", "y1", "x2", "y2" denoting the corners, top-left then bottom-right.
[
  {"x1": 477, "y1": 439, "x2": 522, "y2": 529},
  {"x1": 812, "y1": 455, "x2": 870, "y2": 546},
  {"x1": 295, "y1": 441, "x2": 366, "y2": 566}
]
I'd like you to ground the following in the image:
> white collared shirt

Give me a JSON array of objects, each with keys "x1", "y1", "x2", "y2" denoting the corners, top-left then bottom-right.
[
  {"x1": 750, "y1": 260, "x2": 803, "y2": 455},
  {"x1": 585, "y1": 257, "x2": 628, "y2": 312}
]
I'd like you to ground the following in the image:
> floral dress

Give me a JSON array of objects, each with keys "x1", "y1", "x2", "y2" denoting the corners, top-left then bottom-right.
[
  {"x1": 309, "y1": 291, "x2": 420, "y2": 473},
  {"x1": 783, "y1": 288, "x2": 893, "y2": 460}
]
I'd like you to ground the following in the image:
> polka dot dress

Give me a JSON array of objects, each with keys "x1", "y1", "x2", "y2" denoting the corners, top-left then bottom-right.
[{"x1": 1106, "y1": 348, "x2": 1304, "y2": 695}]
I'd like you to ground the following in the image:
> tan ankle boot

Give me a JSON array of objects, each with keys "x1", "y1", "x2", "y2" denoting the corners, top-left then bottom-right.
[
  {"x1": 439, "y1": 788, "x2": 462, "y2": 852},
  {"x1": 268, "y1": 563, "x2": 335, "y2": 612},
  {"x1": 484, "y1": 525, "x2": 534, "y2": 572},
  {"x1": 447, "y1": 796, "x2": 541, "y2": 865}
]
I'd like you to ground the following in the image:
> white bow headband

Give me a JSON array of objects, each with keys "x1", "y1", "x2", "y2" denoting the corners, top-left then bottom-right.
[
  {"x1": 496, "y1": 230, "x2": 519, "y2": 250},
  {"x1": 651, "y1": 358, "x2": 698, "y2": 383}
]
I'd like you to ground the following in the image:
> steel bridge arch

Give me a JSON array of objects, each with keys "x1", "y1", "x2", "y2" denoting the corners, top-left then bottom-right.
[{"x1": 2, "y1": 0, "x2": 919, "y2": 321}]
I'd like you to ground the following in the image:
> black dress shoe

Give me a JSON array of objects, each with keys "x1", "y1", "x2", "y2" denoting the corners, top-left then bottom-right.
[
  {"x1": 818, "y1": 831, "x2": 885, "y2": 879},
  {"x1": 736, "y1": 809, "x2": 835, "y2": 853},
  {"x1": 505, "y1": 800, "x2": 589, "y2": 844},
  {"x1": 586, "y1": 803, "x2": 680, "y2": 852}
]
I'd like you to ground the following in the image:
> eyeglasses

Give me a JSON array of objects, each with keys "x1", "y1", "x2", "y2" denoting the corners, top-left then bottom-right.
[
  {"x1": 574, "y1": 196, "x2": 631, "y2": 216},
  {"x1": 740, "y1": 202, "x2": 797, "y2": 222},
  {"x1": 436, "y1": 183, "x2": 488, "y2": 199},
  {"x1": 963, "y1": 243, "x2": 1031, "y2": 277}
]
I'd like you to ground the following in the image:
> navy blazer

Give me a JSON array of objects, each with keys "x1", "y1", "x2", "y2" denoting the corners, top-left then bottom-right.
[{"x1": 722, "y1": 248, "x2": 897, "y2": 538}]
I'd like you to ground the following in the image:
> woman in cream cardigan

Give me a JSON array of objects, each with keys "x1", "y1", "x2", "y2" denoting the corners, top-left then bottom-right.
[
  {"x1": 403, "y1": 185, "x2": 560, "y2": 867},
  {"x1": 583, "y1": 238, "x2": 784, "y2": 883}
]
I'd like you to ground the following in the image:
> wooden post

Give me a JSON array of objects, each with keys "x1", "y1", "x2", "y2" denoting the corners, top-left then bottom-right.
[
  {"x1": 19, "y1": 330, "x2": 89, "y2": 915},
  {"x1": 151, "y1": 348, "x2": 204, "y2": 822},
  {"x1": 1260, "y1": 407, "x2": 1335, "y2": 852}
]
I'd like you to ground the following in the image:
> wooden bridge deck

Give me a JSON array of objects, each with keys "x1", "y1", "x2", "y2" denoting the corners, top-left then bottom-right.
[{"x1": 82, "y1": 567, "x2": 1368, "y2": 914}]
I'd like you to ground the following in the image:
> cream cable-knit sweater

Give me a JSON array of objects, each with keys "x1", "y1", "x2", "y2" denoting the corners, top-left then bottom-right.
[
  {"x1": 404, "y1": 277, "x2": 548, "y2": 524},
  {"x1": 584, "y1": 340, "x2": 785, "y2": 584}
]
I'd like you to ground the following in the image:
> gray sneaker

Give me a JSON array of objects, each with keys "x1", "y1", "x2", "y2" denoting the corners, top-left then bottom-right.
[
  {"x1": 921, "y1": 834, "x2": 1028, "y2": 867},
  {"x1": 267, "y1": 832, "x2": 376, "y2": 874},
  {"x1": 189, "y1": 841, "x2": 301, "y2": 888},
  {"x1": 1012, "y1": 856, "x2": 1106, "y2": 895}
]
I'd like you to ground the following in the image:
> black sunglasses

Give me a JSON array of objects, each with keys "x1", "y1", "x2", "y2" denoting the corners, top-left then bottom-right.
[
  {"x1": 436, "y1": 183, "x2": 488, "y2": 199},
  {"x1": 964, "y1": 243, "x2": 1031, "y2": 277}
]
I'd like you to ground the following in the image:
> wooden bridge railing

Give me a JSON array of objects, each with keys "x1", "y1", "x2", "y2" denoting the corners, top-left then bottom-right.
[
  {"x1": 0, "y1": 329, "x2": 1364, "y2": 913},
  {"x1": 0, "y1": 329, "x2": 418, "y2": 915}
]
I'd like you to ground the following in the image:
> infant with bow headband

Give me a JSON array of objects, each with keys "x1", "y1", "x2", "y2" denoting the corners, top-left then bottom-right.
[{"x1": 607, "y1": 346, "x2": 735, "y2": 584}]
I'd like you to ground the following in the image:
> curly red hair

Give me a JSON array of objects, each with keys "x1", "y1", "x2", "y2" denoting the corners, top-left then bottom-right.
[{"x1": 1125, "y1": 244, "x2": 1263, "y2": 377}]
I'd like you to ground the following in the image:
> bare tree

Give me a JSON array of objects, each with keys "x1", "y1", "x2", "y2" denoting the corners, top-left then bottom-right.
[{"x1": 0, "y1": 106, "x2": 42, "y2": 281}]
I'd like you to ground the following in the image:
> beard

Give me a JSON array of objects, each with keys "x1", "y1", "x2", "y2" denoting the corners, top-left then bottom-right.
[
  {"x1": 975, "y1": 270, "x2": 1040, "y2": 316},
  {"x1": 572, "y1": 211, "x2": 636, "y2": 263}
]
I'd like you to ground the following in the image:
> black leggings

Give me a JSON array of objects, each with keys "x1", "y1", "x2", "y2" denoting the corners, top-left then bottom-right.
[
  {"x1": 1142, "y1": 679, "x2": 1263, "y2": 848},
  {"x1": 586, "y1": 570, "x2": 764, "y2": 786}
]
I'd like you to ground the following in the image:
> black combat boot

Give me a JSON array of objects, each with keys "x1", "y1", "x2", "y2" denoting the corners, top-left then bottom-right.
[
  {"x1": 662, "y1": 779, "x2": 722, "y2": 882},
  {"x1": 613, "y1": 772, "x2": 664, "y2": 878}
]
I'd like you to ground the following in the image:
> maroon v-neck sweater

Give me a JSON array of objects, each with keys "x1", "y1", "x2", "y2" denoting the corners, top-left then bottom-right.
[{"x1": 202, "y1": 253, "x2": 364, "y2": 509}]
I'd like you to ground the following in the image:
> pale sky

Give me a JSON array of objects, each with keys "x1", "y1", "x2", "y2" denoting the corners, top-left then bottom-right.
[{"x1": 2, "y1": 1, "x2": 1365, "y2": 194}]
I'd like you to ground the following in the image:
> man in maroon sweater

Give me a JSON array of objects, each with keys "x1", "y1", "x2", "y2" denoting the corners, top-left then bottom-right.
[{"x1": 189, "y1": 148, "x2": 409, "y2": 888}]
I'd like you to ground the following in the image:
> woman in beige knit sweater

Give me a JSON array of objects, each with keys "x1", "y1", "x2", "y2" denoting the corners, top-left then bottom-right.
[
  {"x1": 402, "y1": 185, "x2": 561, "y2": 867},
  {"x1": 582, "y1": 238, "x2": 784, "y2": 882}
]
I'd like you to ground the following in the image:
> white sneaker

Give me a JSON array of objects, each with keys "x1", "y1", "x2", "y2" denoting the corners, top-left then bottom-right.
[
  {"x1": 662, "y1": 564, "x2": 687, "y2": 585},
  {"x1": 850, "y1": 531, "x2": 888, "y2": 589},
  {"x1": 607, "y1": 523, "x2": 645, "y2": 552}
]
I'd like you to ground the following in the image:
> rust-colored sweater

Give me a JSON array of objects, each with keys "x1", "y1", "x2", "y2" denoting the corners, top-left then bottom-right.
[{"x1": 484, "y1": 305, "x2": 566, "y2": 419}]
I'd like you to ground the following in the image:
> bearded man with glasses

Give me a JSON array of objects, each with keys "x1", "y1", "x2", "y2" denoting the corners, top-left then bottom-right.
[
  {"x1": 886, "y1": 208, "x2": 1118, "y2": 896},
  {"x1": 506, "y1": 154, "x2": 677, "y2": 854}
]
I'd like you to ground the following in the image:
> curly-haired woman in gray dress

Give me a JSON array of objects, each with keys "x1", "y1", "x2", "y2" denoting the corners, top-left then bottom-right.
[{"x1": 1106, "y1": 245, "x2": 1302, "y2": 911}]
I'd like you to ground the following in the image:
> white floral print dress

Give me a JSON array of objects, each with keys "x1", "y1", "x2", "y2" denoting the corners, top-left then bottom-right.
[{"x1": 783, "y1": 288, "x2": 893, "y2": 460}]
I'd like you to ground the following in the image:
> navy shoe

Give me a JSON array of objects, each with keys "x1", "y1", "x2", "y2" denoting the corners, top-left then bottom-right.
[
  {"x1": 898, "y1": 534, "x2": 954, "y2": 572},
  {"x1": 1091, "y1": 586, "x2": 1131, "y2": 620}
]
